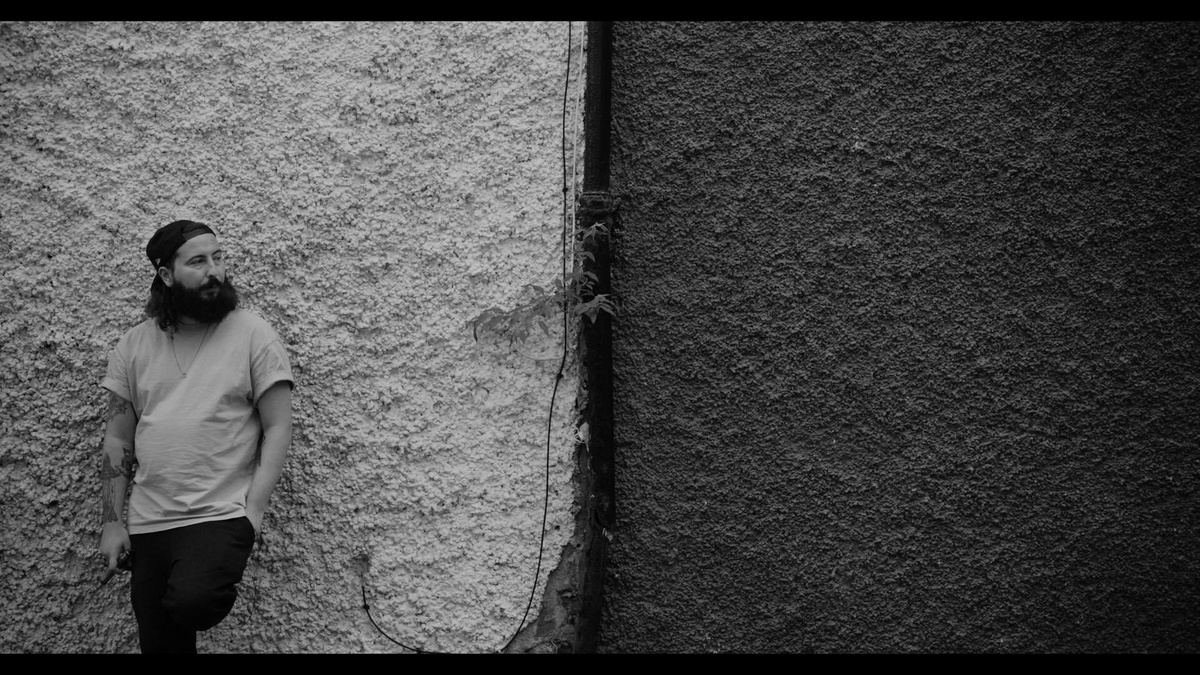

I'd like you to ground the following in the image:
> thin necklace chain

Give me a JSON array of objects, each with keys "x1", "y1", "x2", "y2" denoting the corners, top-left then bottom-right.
[{"x1": 170, "y1": 323, "x2": 213, "y2": 378}]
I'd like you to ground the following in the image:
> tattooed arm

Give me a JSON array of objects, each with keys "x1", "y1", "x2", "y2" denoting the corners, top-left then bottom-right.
[{"x1": 99, "y1": 390, "x2": 137, "y2": 577}]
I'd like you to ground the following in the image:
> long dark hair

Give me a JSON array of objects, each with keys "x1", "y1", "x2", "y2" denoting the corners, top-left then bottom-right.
[{"x1": 145, "y1": 275, "x2": 181, "y2": 332}]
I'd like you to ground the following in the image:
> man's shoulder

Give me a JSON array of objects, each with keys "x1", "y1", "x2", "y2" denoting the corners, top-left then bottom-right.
[{"x1": 114, "y1": 317, "x2": 162, "y2": 344}]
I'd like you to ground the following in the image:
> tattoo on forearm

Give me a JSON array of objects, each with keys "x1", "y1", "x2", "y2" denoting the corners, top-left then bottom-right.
[
  {"x1": 121, "y1": 443, "x2": 135, "y2": 479},
  {"x1": 100, "y1": 444, "x2": 133, "y2": 524}
]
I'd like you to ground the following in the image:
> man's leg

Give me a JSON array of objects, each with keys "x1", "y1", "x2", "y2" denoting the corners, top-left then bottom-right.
[
  {"x1": 130, "y1": 530, "x2": 198, "y2": 654},
  {"x1": 162, "y1": 517, "x2": 257, "y2": 633}
]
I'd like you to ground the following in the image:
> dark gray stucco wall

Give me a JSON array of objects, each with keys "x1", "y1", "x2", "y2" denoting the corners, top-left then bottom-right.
[{"x1": 601, "y1": 22, "x2": 1200, "y2": 653}]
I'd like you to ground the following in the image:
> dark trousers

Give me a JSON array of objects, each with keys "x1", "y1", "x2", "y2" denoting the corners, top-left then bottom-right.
[{"x1": 129, "y1": 516, "x2": 256, "y2": 653}]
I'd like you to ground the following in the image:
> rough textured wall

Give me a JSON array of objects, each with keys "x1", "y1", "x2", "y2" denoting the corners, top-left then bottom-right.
[
  {"x1": 602, "y1": 22, "x2": 1200, "y2": 653},
  {"x1": 0, "y1": 21, "x2": 585, "y2": 653}
]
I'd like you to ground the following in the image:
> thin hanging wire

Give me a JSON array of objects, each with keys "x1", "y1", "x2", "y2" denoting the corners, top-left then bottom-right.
[{"x1": 502, "y1": 19, "x2": 580, "y2": 652}]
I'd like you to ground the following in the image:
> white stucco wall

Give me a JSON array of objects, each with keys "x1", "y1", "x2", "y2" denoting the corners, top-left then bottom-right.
[{"x1": 0, "y1": 20, "x2": 585, "y2": 653}]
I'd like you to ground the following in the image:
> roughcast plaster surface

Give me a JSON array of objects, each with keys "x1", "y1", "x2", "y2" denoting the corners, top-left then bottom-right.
[
  {"x1": 602, "y1": 21, "x2": 1200, "y2": 653},
  {"x1": 1, "y1": 21, "x2": 584, "y2": 653}
]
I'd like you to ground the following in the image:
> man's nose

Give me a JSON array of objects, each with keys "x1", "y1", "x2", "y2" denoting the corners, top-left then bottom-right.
[{"x1": 206, "y1": 259, "x2": 225, "y2": 280}]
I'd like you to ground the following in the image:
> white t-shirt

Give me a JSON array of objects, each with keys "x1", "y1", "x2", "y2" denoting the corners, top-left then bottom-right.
[{"x1": 101, "y1": 309, "x2": 294, "y2": 534}]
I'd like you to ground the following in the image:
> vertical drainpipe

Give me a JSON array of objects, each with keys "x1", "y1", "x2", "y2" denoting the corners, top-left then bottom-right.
[{"x1": 575, "y1": 19, "x2": 615, "y2": 653}]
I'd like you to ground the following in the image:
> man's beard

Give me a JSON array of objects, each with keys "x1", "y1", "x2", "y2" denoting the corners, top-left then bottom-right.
[{"x1": 171, "y1": 276, "x2": 239, "y2": 324}]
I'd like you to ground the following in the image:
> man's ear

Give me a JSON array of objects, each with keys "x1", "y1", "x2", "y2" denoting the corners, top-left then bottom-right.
[{"x1": 158, "y1": 266, "x2": 174, "y2": 288}]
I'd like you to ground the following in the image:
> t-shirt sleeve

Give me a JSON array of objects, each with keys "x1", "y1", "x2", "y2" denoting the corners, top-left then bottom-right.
[
  {"x1": 250, "y1": 329, "x2": 294, "y2": 405},
  {"x1": 100, "y1": 341, "x2": 132, "y2": 403}
]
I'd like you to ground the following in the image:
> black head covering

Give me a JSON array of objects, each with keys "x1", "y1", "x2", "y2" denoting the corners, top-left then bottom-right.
[{"x1": 146, "y1": 220, "x2": 216, "y2": 270}]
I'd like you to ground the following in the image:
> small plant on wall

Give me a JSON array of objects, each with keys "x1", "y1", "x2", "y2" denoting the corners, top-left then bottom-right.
[{"x1": 468, "y1": 223, "x2": 616, "y2": 348}]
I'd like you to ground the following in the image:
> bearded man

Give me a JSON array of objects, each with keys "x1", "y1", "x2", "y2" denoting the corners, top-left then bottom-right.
[{"x1": 98, "y1": 219, "x2": 294, "y2": 653}]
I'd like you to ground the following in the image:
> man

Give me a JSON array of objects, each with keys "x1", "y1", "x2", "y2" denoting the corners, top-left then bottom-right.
[{"x1": 98, "y1": 219, "x2": 294, "y2": 653}]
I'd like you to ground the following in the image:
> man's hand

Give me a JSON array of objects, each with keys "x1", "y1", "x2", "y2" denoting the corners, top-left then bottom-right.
[{"x1": 99, "y1": 521, "x2": 131, "y2": 585}]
